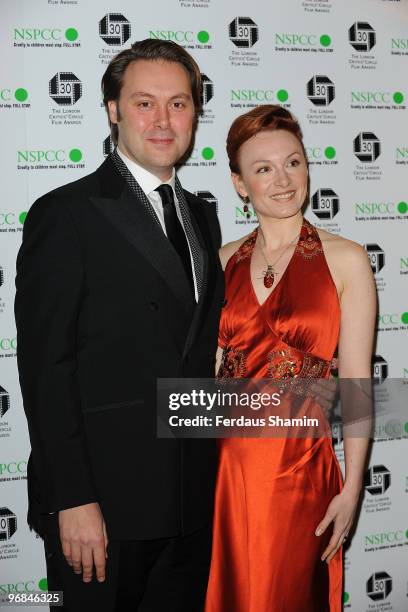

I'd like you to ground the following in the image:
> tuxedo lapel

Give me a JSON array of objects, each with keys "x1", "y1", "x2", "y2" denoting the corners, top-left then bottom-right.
[
  {"x1": 181, "y1": 193, "x2": 215, "y2": 359},
  {"x1": 91, "y1": 159, "x2": 194, "y2": 313},
  {"x1": 175, "y1": 177, "x2": 204, "y2": 298}
]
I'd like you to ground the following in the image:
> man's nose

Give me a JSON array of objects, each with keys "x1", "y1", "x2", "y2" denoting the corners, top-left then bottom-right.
[{"x1": 154, "y1": 105, "x2": 170, "y2": 129}]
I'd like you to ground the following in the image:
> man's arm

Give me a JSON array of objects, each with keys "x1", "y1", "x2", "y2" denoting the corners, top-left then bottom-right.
[
  {"x1": 15, "y1": 194, "x2": 108, "y2": 582},
  {"x1": 15, "y1": 193, "x2": 96, "y2": 511}
]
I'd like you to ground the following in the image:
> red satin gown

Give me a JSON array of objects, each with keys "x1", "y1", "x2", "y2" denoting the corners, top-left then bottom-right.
[{"x1": 205, "y1": 219, "x2": 343, "y2": 612}]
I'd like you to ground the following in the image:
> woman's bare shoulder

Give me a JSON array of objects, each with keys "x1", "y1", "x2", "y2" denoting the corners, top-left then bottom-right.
[
  {"x1": 219, "y1": 233, "x2": 252, "y2": 271},
  {"x1": 316, "y1": 227, "x2": 366, "y2": 257},
  {"x1": 316, "y1": 227, "x2": 372, "y2": 278}
]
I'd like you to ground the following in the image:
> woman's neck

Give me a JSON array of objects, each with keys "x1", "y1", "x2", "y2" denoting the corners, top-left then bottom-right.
[{"x1": 257, "y1": 212, "x2": 303, "y2": 250}]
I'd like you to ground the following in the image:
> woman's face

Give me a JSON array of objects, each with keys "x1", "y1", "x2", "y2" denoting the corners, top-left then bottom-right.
[{"x1": 232, "y1": 129, "x2": 308, "y2": 220}]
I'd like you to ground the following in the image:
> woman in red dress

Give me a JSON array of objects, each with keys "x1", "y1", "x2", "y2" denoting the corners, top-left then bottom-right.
[{"x1": 205, "y1": 106, "x2": 376, "y2": 611}]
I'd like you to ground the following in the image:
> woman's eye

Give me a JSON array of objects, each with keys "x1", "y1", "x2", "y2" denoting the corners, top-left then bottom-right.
[
  {"x1": 257, "y1": 166, "x2": 270, "y2": 174},
  {"x1": 288, "y1": 159, "x2": 300, "y2": 167},
  {"x1": 173, "y1": 101, "x2": 185, "y2": 109}
]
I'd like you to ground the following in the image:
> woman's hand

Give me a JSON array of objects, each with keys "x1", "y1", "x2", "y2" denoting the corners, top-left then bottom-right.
[{"x1": 315, "y1": 487, "x2": 360, "y2": 563}]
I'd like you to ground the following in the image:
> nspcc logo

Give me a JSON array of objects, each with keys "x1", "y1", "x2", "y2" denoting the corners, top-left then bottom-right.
[
  {"x1": 372, "y1": 355, "x2": 388, "y2": 382},
  {"x1": 13, "y1": 27, "x2": 79, "y2": 43},
  {"x1": 306, "y1": 146, "x2": 337, "y2": 163},
  {"x1": 99, "y1": 14, "x2": 130, "y2": 46},
  {"x1": 355, "y1": 200, "x2": 408, "y2": 219},
  {"x1": 365, "y1": 529, "x2": 408, "y2": 548},
  {"x1": 307, "y1": 76, "x2": 335, "y2": 106},
  {"x1": 184, "y1": 146, "x2": 216, "y2": 168},
  {"x1": 0, "y1": 577, "x2": 49, "y2": 596},
  {"x1": 149, "y1": 30, "x2": 210, "y2": 45},
  {"x1": 0, "y1": 337, "x2": 17, "y2": 352},
  {"x1": 364, "y1": 243, "x2": 384, "y2": 274},
  {"x1": 236, "y1": 202, "x2": 257, "y2": 223},
  {"x1": 351, "y1": 91, "x2": 405, "y2": 106},
  {"x1": 312, "y1": 188, "x2": 339, "y2": 220},
  {"x1": 229, "y1": 17, "x2": 258, "y2": 48},
  {"x1": 275, "y1": 33, "x2": 332, "y2": 49},
  {"x1": 0, "y1": 461, "x2": 27, "y2": 477},
  {"x1": 0, "y1": 212, "x2": 27, "y2": 227},
  {"x1": 0, "y1": 386, "x2": 10, "y2": 418},
  {"x1": 391, "y1": 37, "x2": 408, "y2": 55},
  {"x1": 366, "y1": 572, "x2": 392, "y2": 601},
  {"x1": 0, "y1": 508, "x2": 17, "y2": 541},
  {"x1": 0, "y1": 88, "x2": 29, "y2": 103},
  {"x1": 349, "y1": 22, "x2": 376, "y2": 52},
  {"x1": 49, "y1": 72, "x2": 82, "y2": 106},
  {"x1": 194, "y1": 190, "x2": 218, "y2": 213},
  {"x1": 354, "y1": 132, "x2": 381, "y2": 162},
  {"x1": 17, "y1": 149, "x2": 83, "y2": 166},
  {"x1": 201, "y1": 74, "x2": 214, "y2": 105},
  {"x1": 365, "y1": 465, "x2": 391, "y2": 495}
]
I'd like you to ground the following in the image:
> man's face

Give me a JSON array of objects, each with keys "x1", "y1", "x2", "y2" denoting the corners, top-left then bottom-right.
[{"x1": 108, "y1": 59, "x2": 195, "y2": 181}]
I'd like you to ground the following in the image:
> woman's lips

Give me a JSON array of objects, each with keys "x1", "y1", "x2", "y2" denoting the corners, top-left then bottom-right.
[{"x1": 270, "y1": 190, "x2": 296, "y2": 201}]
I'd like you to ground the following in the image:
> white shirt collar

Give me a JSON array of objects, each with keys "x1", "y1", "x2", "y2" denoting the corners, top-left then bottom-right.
[{"x1": 116, "y1": 147, "x2": 176, "y2": 196}]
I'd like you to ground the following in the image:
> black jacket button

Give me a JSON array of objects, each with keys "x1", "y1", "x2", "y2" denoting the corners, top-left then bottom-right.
[{"x1": 149, "y1": 301, "x2": 159, "y2": 311}]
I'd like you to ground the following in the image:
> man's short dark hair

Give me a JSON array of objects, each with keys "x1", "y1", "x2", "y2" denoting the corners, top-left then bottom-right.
[{"x1": 102, "y1": 38, "x2": 203, "y2": 145}]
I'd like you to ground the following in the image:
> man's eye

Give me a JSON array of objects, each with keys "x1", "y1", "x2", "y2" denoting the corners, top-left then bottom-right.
[
  {"x1": 172, "y1": 101, "x2": 185, "y2": 109},
  {"x1": 137, "y1": 101, "x2": 151, "y2": 108}
]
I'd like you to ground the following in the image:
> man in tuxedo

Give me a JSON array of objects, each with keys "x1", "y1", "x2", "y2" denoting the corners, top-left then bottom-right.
[{"x1": 15, "y1": 39, "x2": 224, "y2": 611}]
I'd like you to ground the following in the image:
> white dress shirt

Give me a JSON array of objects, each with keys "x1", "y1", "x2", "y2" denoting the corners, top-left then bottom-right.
[{"x1": 117, "y1": 148, "x2": 198, "y2": 302}]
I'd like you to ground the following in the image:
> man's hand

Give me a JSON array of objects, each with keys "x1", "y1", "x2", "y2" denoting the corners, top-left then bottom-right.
[
  {"x1": 309, "y1": 377, "x2": 338, "y2": 419},
  {"x1": 58, "y1": 502, "x2": 108, "y2": 583}
]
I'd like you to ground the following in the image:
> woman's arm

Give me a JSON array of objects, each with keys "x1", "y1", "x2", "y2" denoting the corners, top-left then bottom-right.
[
  {"x1": 337, "y1": 241, "x2": 377, "y2": 494},
  {"x1": 215, "y1": 239, "x2": 245, "y2": 375},
  {"x1": 316, "y1": 239, "x2": 377, "y2": 562},
  {"x1": 219, "y1": 238, "x2": 246, "y2": 271}
]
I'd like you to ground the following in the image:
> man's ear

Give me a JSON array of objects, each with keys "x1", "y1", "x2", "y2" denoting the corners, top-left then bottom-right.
[
  {"x1": 108, "y1": 100, "x2": 119, "y2": 125},
  {"x1": 231, "y1": 172, "x2": 248, "y2": 200}
]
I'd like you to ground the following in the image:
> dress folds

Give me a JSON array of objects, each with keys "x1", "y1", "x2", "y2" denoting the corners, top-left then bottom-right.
[{"x1": 205, "y1": 220, "x2": 343, "y2": 612}]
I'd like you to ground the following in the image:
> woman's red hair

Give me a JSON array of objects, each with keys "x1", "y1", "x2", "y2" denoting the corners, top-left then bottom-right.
[{"x1": 227, "y1": 104, "x2": 305, "y2": 173}]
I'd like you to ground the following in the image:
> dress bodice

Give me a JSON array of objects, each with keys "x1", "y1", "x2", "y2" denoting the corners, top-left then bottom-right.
[{"x1": 218, "y1": 219, "x2": 340, "y2": 379}]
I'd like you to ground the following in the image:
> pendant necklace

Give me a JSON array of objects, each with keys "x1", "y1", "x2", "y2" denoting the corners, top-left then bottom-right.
[{"x1": 258, "y1": 228, "x2": 300, "y2": 289}]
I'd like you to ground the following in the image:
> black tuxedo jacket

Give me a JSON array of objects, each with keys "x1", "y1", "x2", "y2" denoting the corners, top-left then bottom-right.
[{"x1": 15, "y1": 157, "x2": 224, "y2": 540}]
